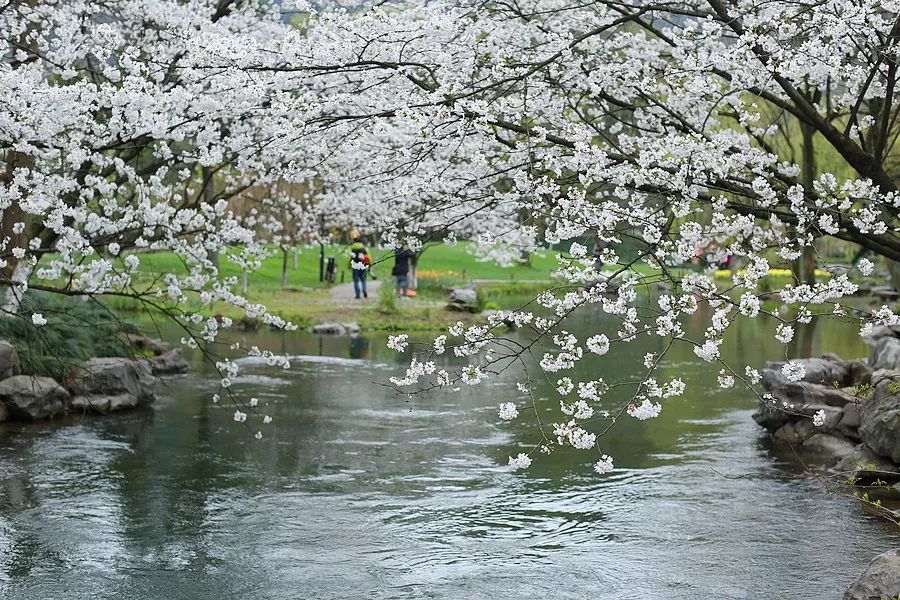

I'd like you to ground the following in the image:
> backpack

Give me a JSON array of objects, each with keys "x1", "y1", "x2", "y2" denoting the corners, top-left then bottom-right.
[{"x1": 351, "y1": 246, "x2": 369, "y2": 267}]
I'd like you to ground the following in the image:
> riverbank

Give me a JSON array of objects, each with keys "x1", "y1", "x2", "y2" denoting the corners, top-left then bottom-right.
[
  {"x1": 112, "y1": 244, "x2": 890, "y2": 333},
  {"x1": 0, "y1": 334, "x2": 187, "y2": 424},
  {"x1": 751, "y1": 329, "x2": 900, "y2": 529},
  {"x1": 103, "y1": 243, "x2": 560, "y2": 331}
]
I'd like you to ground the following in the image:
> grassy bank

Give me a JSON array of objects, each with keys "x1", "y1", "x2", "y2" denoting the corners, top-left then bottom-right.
[
  {"x1": 136, "y1": 242, "x2": 560, "y2": 292},
  {"x1": 106, "y1": 244, "x2": 862, "y2": 333},
  {"x1": 111, "y1": 243, "x2": 563, "y2": 331}
]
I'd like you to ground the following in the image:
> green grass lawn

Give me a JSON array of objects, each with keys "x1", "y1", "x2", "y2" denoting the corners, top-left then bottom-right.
[
  {"x1": 106, "y1": 242, "x2": 566, "y2": 331},
  {"x1": 65, "y1": 243, "x2": 867, "y2": 332},
  {"x1": 135, "y1": 242, "x2": 561, "y2": 292}
]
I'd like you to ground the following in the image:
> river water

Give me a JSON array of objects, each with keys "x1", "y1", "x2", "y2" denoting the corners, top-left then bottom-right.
[{"x1": 0, "y1": 308, "x2": 898, "y2": 599}]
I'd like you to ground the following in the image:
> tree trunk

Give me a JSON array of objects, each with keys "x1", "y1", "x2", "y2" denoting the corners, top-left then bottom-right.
[
  {"x1": 795, "y1": 121, "x2": 818, "y2": 285},
  {"x1": 202, "y1": 166, "x2": 219, "y2": 270},
  {"x1": 281, "y1": 246, "x2": 289, "y2": 289},
  {"x1": 1, "y1": 261, "x2": 34, "y2": 315}
]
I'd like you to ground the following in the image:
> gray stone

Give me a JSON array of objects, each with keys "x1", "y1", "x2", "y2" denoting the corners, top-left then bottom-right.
[
  {"x1": 68, "y1": 358, "x2": 157, "y2": 413},
  {"x1": 800, "y1": 404, "x2": 844, "y2": 431},
  {"x1": 752, "y1": 402, "x2": 792, "y2": 432},
  {"x1": 753, "y1": 400, "x2": 842, "y2": 434},
  {"x1": 310, "y1": 322, "x2": 359, "y2": 335},
  {"x1": 848, "y1": 360, "x2": 873, "y2": 387},
  {"x1": 844, "y1": 549, "x2": 900, "y2": 600},
  {"x1": 838, "y1": 402, "x2": 863, "y2": 440},
  {"x1": 447, "y1": 288, "x2": 479, "y2": 312},
  {"x1": 0, "y1": 340, "x2": 21, "y2": 379},
  {"x1": 859, "y1": 381, "x2": 900, "y2": 463},
  {"x1": 448, "y1": 288, "x2": 478, "y2": 304},
  {"x1": 799, "y1": 356, "x2": 852, "y2": 385},
  {"x1": 69, "y1": 393, "x2": 141, "y2": 413},
  {"x1": 801, "y1": 433, "x2": 856, "y2": 458},
  {"x1": 862, "y1": 325, "x2": 900, "y2": 342},
  {"x1": 869, "y1": 336, "x2": 900, "y2": 372},
  {"x1": 799, "y1": 384, "x2": 859, "y2": 408},
  {"x1": 761, "y1": 357, "x2": 853, "y2": 398},
  {"x1": 144, "y1": 349, "x2": 189, "y2": 375},
  {"x1": 126, "y1": 335, "x2": 170, "y2": 355},
  {"x1": 0, "y1": 376, "x2": 67, "y2": 420},
  {"x1": 834, "y1": 444, "x2": 897, "y2": 473},
  {"x1": 311, "y1": 322, "x2": 347, "y2": 335},
  {"x1": 774, "y1": 422, "x2": 813, "y2": 444}
]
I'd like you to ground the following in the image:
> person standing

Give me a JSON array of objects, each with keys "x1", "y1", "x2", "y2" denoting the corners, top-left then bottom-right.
[
  {"x1": 348, "y1": 231, "x2": 370, "y2": 299},
  {"x1": 391, "y1": 245, "x2": 415, "y2": 296}
]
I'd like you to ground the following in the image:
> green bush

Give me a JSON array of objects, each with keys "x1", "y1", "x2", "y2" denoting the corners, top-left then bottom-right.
[
  {"x1": 0, "y1": 292, "x2": 135, "y2": 380},
  {"x1": 376, "y1": 279, "x2": 399, "y2": 314}
]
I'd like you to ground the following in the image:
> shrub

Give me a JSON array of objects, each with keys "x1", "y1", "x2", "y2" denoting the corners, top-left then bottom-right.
[
  {"x1": 0, "y1": 292, "x2": 135, "y2": 380},
  {"x1": 376, "y1": 279, "x2": 399, "y2": 314}
]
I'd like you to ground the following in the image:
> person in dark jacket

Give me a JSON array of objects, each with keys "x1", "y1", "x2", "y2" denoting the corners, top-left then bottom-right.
[{"x1": 391, "y1": 246, "x2": 415, "y2": 296}]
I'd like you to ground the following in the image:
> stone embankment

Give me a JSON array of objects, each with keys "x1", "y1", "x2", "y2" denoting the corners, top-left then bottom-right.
[
  {"x1": 753, "y1": 329, "x2": 900, "y2": 473},
  {"x1": 0, "y1": 337, "x2": 188, "y2": 423},
  {"x1": 752, "y1": 327, "x2": 900, "y2": 599}
]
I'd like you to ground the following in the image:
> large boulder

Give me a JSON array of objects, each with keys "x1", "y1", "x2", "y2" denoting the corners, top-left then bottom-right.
[
  {"x1": 869, "y1": 336, "x2": 900, "y2": 372},
  {"x1": 144, "y1": 349, "x2": 189, "y2": 375},
  {"x1": 848, "y1": 359, "x2": 874, "y2": 387},
  {"x1": 774, "y1": 421, "x2": 815, "y2": 444},
  {"x1": 802, "y1": 433, "x2": 857, "y2": 458},
  {"x1": 844, "y1": 549, "x2": 900, "y2": 600},
  {"x1": 776, "y1": 381, "x2": 859, "y2": 408},
  {"x1": 859, "y1": 381, "x2": 900, "y2": 463},
  {"x1": 67, "y1": 358, "x2": 157, "y2": 413},
  {"x1": 447, "y1": 288, "x2": 479, "y2": 312},
  {"x1": 311, "y1": 322, "x2": 360, "y2": 335},
  {"x1": 126, "y1": 335, "x2": 170, "y2": 355},
  {"x1": 834, "y1": 444, "x2": 898, "y2": 473},
  {"x1": 0, "y1": 376, "x2": 67, "y2": 420},
  {"x1": 762, "y1": 356, "x2": 852, "y2": 393},
  {"x1": 863, "y1": 325, "x2": 900, "y2": 342},
  {"x1": 0, "y1": 340, "x2": 21, "y2": 379},
  {"x1": 752, "y1": 402, "x2": 792, "y2": 432}
]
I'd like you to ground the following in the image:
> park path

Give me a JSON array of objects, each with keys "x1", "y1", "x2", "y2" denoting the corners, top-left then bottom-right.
[{"x1": 329, "y1": 279, "x2": 382, "y2": 301}]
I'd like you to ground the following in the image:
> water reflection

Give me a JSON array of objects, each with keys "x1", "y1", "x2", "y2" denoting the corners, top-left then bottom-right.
[{"x1": 0, "y1": 308, "x2": 897, "y2": 599}]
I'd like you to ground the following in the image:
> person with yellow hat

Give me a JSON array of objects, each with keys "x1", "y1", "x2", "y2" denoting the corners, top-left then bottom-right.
[{"x1": 348, "y1": 230, "x2": 370, "y2": 299}]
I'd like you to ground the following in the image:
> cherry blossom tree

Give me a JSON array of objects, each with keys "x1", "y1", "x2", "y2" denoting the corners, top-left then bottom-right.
[
  {"x1": 4, "y1": 0, "x2": 900, "y2": 463},
  {"x1": 264, "y1": 0, "x2": 899, "y2": 472},
  {"x1": 0, "y1": 0, "x2": 307, "y2": 437}
]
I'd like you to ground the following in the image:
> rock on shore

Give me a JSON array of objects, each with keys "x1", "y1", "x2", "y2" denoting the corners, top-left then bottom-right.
[
  {"x1": 0, "y1": 336, "x2": 185, "y2": 422},
  {"x1": 859, "y1": 380, "x2": 900, "y2": 464},
  {"x1": 844, "y1": 548, "x2": 900, "y2": 600},
  {"x1": 753, "y1": 350, "x2": 899, "y2": 472},
  {"x1": 0, "y1": 375, "x2": 68, "y2": 420},
  {"x1": 68, "y1": 357, "x2": 157, "y2": 413},
  {"x1": 310, "y1": 322, "x2": 361, "y2": 335}
]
